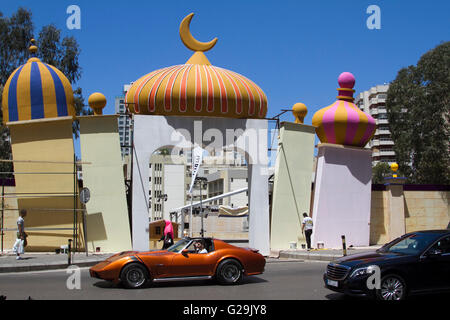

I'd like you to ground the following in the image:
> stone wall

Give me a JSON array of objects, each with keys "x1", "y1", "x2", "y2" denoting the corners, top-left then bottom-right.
[
  {"x1": 404, "y1": 190, "x2": 449, "y2": 233},
  {"x1": 370, "y1": 186, "x2": 449, "y2": 245}
]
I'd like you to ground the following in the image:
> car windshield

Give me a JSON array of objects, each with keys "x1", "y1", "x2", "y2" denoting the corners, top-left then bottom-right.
[
  {"x1": 377, "y1": 233, "x2": 439, "y2": 255},
  {"x1": 166, "y1": 238, "x2": 191, "y2": 253}
]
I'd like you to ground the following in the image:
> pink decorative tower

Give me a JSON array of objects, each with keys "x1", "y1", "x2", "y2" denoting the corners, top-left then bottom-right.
[{"x1": 310, "y1": 72, "x2": 375, "y2": 249}]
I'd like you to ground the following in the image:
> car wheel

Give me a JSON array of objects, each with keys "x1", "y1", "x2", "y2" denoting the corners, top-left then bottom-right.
[
  {"x1": 216, "y1": 259, "x2": 243, "y2": 285},
  {"x1": 120, "y1": 263, "x2": 149, "y2": 289},
  {"x1": 376, "y1": 274, "x2": 407, "y2": 301}
]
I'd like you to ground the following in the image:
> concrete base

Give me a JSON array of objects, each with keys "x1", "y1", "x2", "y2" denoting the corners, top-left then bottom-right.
[
  {"x1": 7, "y1": 117, "x2": 83, "y2": 251},
  {"x1": 79, "y1": 115, "x2": 133, "y2": 253},
  {"x1": 311, "y1": 144, "x2": 372, "y2": 248},
  {"x1": 270, "y1": 122, "x2": 315, "y2": 250}
]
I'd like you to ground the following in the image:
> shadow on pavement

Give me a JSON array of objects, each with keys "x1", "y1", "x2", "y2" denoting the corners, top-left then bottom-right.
[
  {"x1": 93, "y1": 276, "x2": 268, "y2": 290},
  {"x1": 326, "y1": 292, "x2": 450, "y2": 301},
  {"x1": 325, "y1": 293, "x2": 371, "y2": 300}
]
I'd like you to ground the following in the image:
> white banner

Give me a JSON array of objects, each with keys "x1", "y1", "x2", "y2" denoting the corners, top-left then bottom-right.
[{"x1": 189, "y1": 146, "x2": 203, "y2": 194}]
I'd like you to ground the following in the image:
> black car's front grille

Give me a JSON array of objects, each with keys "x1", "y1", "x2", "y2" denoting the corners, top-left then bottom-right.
[{"x1": 327, "y1": 264, "x2": 350, "y2": 280}]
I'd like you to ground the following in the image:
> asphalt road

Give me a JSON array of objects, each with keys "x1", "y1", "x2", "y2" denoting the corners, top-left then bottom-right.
[
  {"x1": 0, "y1": 260, "x2": 447, "y2": 301},
  {"x1": 0, "y1": 260, "x2": 342, "y2": 300}
]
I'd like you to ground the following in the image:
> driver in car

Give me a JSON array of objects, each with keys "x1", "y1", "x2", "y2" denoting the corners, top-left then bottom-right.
[{"x1": 194, "y1": 240, "x2": 208, "y2": 254}]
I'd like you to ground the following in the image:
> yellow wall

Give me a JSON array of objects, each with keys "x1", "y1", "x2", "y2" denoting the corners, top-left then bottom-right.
[
  {"x1": 78, "y1": 115, "x2": 132, "y2": 253},
  {"x1": 7, "y1": 117, "x2": 83, "y2": 252},
  {"x1": 270, "y1": 122, "x2": 316, "y2": 250},
  {"x1": 370, "y1": 190, "x2": 449, "y2": 245}
]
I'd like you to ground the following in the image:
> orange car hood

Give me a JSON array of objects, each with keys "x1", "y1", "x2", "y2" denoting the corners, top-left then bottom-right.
[
  {"x1": 105, "y1": 251, "x2": 139, "y2": 262},
  {"x1": 138, "y1": 250, "x2": 173, "y2": 256},
  {"x1": 105, "y1": 250, "x2": 174, "y2": 262}
]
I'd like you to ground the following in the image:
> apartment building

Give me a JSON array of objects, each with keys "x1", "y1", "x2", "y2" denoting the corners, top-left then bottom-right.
[
  {"x1": 115, "y1": 84, "x2": 133, "y2": 158},
  {"x1": 356, "y1": 84, "x2": 396, "y2": 165},
  {"x1": 149, "y1": 153, "x2": 187, "y2": 221}
]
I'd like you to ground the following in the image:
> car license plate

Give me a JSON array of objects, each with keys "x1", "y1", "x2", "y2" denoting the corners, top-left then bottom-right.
[{"x1": 327, "y1": 279, "x2": 338, "y2": 287}]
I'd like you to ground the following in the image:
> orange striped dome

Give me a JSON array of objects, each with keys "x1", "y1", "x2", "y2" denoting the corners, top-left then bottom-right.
[
  {"x1": 125, "y1": 63, "x2": 267, "y2": 119},
  {"x1": 125, "y1": 13, "x2": 267, "y2": 119}
]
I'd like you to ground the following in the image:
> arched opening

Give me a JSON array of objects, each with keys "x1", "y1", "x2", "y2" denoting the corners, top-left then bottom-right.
[{"x1": 147, "y1": 144, "x2": 250, "y2": 246}]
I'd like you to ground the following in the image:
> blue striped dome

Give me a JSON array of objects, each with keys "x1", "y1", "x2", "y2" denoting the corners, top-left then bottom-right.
[{"x1": 2, "y1": 56, "x2": 75, "y2": 124}]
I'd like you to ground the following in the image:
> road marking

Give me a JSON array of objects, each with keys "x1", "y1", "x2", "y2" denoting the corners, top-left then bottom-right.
[{"x1": 0, "y1": 267, "x2": 90, "y2": 276}]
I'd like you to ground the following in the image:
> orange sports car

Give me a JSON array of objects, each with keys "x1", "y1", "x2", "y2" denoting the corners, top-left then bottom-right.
[{"x1": 89, "y1": 237, "x2": 266, "y2": 289}]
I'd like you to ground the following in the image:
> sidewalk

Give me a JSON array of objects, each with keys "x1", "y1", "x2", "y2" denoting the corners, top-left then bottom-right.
[
  {"x1": 276, "y1": 245, "x2": 382, "y2": 262},
  {"x1": 0, "y1": 252, "x2": 300, "y2": 274},
  {"x1": 0, "y1": 252, "x2": 111, "y2": 273}
]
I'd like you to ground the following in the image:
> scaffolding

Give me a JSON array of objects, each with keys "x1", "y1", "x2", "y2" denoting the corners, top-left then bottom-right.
[{"x1": 0, "y1": 157, "x2": 89, "y2": 254}]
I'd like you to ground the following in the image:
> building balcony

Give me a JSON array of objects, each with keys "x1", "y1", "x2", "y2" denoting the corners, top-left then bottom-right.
[
  {"x1": 379, "y1": 139, "x2": 394, "y2": 146},
  {"x1": 369, "y1": 98, "x2": 378, "y2": 105},
  {"x1": 376, "y1": 129, "x2": 391, "y2": 135},
  {"x1": 372, "y1": 139, "x2": 380, "y2": 147},
  {"x1": 377, "y1": 119, "x2": 389, "y2": 125},
  {"x1": 370, "y1": 109, "x2": 378, "y2": 116},
  {"x1": 380, "y1": 150, "x2": 396, "y2": 156}
]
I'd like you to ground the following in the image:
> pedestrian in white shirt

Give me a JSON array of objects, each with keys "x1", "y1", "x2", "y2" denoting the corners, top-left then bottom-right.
[
  {"x1": 301, "y1": 212, "x2": 313, "y2": 251},
  {"x1": 12, "y1": 209, "x2": 27, "y2": 260}
]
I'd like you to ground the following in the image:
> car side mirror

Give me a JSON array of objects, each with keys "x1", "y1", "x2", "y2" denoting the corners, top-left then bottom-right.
[{"x1": 181, "y1": 249, "x2": 189, "y2": 255}]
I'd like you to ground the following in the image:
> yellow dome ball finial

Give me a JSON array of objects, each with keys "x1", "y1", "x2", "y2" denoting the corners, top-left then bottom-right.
[
  {"x1": 292, "y1": 103, "x2": 308, "y2": 124},
  {"x1": 391, "y1": 162, "x2": 399, "y2": 178},
  {"x1": 88, "y1": 92, "x2": 107, "y2": 115},
  {"x1": 29, "y1": 38, "x2": 38, "y2": 56}
]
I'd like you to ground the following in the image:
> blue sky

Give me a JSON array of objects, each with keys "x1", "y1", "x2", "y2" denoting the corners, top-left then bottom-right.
[{"x1": 1, "y1": 0, "x2": 449, "y2": 135}]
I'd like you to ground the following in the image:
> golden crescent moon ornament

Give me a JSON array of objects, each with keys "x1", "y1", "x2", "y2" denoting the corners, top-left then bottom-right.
[{"x1": 179, "y1": 13, "x2": 218, "y2": 52}]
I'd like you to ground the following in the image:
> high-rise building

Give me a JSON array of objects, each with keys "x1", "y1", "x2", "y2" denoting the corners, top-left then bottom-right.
[
  {"x1": 115, "y1": 84, "x2": 133, "y2": 158},
  {"x1": 356, "y1": 84, "x2": 396, "y2": 165}
]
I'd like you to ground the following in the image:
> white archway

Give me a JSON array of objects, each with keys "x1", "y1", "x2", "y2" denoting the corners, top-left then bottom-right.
[{"x1": 131, "y1": 115, "x2": 270, "y2": 255}]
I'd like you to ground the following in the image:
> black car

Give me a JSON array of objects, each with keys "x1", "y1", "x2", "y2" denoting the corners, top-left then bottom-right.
[{"x1": 323, "y1": 230, "x2": 450, "y2": 300}]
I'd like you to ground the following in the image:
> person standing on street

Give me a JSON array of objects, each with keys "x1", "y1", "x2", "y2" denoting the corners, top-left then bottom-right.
[
  {"x1": 12, "y1": 209, "x2": 27, "y2": 260},
  {"x1": 301, "y1": 212, "x2": 313, "y2": 251}
]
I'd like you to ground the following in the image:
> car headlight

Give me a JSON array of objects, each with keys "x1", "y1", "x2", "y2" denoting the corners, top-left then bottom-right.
[{"x1": 350, "y1": 265, "x2": 377, "y2": 278}]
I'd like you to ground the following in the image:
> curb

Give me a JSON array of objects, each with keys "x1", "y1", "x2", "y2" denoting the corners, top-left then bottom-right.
[
  {"x1": 279, "y1": 252, "x2": 342, "y2": 262},
  {"x1": 265, "y1": 258, "x2": 304, "y2": 263},
  {"x1": 0, "y1": 260, "x2": 102, "y2": 274}
]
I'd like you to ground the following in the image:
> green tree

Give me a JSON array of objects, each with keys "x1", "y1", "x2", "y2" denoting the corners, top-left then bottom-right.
[
  {"x1": 0, "y1": 8, "x2": 89, "y2": 176},
  {"x1": 37, "y1": 24, "x2": 91, "y2": 135},
  {"x1": 386, "y1": 42, "x2": 450, "y2": 185},
  {"x1": 372, "y1": 162, "x2": 392, "y2": 184}
]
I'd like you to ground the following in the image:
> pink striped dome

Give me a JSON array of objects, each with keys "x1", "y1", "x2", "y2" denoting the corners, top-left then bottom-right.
[{"x1": 312, "y1": 72, "x2": 376, "y2": 147}]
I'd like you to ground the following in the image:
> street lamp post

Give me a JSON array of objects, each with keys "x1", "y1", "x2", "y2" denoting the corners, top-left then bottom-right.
[
  {"x1": 200, "y1": 181, "x2": 203, "y2": 237},
  {"x1": 196, "y1": 177, "x2": 208, "y2": 237}
]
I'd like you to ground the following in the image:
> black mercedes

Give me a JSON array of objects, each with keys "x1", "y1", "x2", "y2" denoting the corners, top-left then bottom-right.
[{"x1": 323, "y1": 230, "x2": 450, "y2": 300}]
